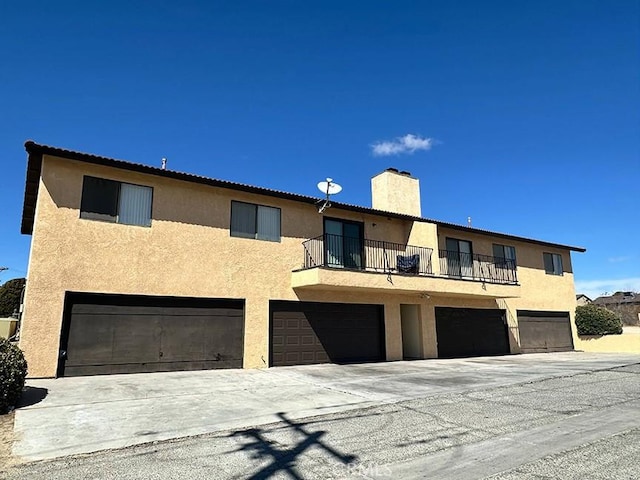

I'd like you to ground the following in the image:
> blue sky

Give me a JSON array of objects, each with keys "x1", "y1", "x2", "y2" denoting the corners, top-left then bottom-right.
[{"x1": 1, "y1": 1, "x2": 638, "y2": 298}]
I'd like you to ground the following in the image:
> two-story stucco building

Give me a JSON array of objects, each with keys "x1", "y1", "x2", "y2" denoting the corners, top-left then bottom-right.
[{"x1": 19, "y1": 141, "x2": 585, "y2": 378}]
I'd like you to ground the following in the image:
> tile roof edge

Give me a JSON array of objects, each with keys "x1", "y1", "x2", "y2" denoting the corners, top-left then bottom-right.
[{"x1": 20, "y1": 141, "x2": 587, "y2": 253}]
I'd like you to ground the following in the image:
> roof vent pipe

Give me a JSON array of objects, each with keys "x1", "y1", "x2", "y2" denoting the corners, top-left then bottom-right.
[{"x1": 161, "y1": 158, "x2": 167, "y2": 170}]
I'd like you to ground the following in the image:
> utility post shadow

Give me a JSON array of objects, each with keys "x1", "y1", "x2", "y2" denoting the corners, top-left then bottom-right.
[{"x1": 230, "y1": 412, "x2": 357, "y2": 479}]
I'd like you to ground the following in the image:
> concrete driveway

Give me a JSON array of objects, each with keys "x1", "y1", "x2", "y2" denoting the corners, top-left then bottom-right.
[{"x1": 11, "y1": 352, "x2": 640, "y2": 463}]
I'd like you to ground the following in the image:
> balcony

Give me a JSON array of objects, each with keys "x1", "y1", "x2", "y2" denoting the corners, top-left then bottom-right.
[
  {"x1": 292, "y1": 234, "x2": 520, "y2": 298},
  {"x1": 438, "y1": 250, "x2": 518, "y2": 285},
  {"x1": 302, "y1": 234, "x2": 434, "y2": 276}
]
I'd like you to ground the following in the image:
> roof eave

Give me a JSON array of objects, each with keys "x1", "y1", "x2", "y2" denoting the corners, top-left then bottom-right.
[
  {"x1": 21, "y1": 144, "x2": 44, "y2": 235},
  {"x1": 19, "y1": 141, "x2": 587, "y2": 253},
  {"x1": 433, "y1": 222, "x2": 586, "y2": 253}
]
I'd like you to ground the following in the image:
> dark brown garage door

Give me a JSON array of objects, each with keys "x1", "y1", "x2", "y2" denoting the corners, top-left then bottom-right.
[
  {"x1": 60, "y1": 293, "x2": 244, "y2": 376},
  {"x1": 518, "y1": 310, "x2": 573, "y2": 353},
  {"x1": 270, "y1": 301, "x2": 384, "y2": 366},
  {"x1": 435, "y1": 307, "x2": 510, "y2": 358}
]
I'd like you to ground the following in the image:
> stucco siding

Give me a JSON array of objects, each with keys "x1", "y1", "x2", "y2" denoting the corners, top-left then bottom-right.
[
  {"x1": 20, "y1": 155, "x2": 581, "y2": 377},
  {"x1": 575, "y1": 330, "x2": 640, "y2": 354},
  {"x1": 438, "y1": 227, "x2": 579, "y2": 351},
  {"x1": 20, "y1": 156, "x2": 422, "y2": 376}
]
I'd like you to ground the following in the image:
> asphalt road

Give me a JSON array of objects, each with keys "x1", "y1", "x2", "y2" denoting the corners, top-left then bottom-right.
[{"x1": 4, "y1": 361, "x2": 639, "y2": 479}]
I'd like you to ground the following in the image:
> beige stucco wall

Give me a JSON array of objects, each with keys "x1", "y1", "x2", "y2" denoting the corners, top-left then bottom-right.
[
  {"x1": 292, "y1": 267, "x2": 522, "y2": 298},
  {"x1": 20, "y1": 155, "x2": 422, "y2": 376},
  {"x1": 437, "y1": 227, "x2": 580, "y2": 352},
  {"x1": 20, "y1": 155, "x2": 580, "y2": 377},
  {"x1": 371, "y1": 170, "x2": 421, "y2": 217},
  {"x1": 408, "y1": 222, "x2": 440, "y2": 274},
  {"x1": 574, "y1": 329, "x2": 640, "y2": 354}
]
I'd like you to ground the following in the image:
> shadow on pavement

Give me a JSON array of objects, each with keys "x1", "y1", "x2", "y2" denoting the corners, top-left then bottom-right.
[
  {"x1": 17, "y1": 387, "x2": 48, "y2": 409},
  {"x1": 230, "y1": 411, "x2": 357, "y2": 479}
]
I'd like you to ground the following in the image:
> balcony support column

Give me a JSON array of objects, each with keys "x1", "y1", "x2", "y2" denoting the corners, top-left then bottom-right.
[{"x1": 384, "y1": 303, "x2": 403, "y2": 361}]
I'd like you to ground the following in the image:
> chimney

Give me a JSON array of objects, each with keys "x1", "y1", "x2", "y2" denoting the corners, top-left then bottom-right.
[{"x1": 371, "y1": 168, "x2": 421, "y2": 217}]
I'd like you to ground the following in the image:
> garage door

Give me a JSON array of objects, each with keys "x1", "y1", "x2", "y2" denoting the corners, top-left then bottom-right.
[
  {"x1": 270, "y1": 301, "x2": 384, "y2": 366},
  {"x1": 60, "y1": 293, "x2": 244, "y2": 376},
  {"x1": 435, "y1": 307, "x2": 510, "y2": 358},
  {"x1": 518, "y1": 310, "x2": 573, "y2": 353}
]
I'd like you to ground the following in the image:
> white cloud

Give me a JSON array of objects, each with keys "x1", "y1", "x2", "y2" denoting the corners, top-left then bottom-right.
[
  {"x1": 371, "y1": 134, "x2": 435, "y2": 156},
  {"x1": 575, "y1": 277, "x2": 640, "y2": 300},
  {"x1": 608, "y1": 256, "x2": 633, "y2": 263}
]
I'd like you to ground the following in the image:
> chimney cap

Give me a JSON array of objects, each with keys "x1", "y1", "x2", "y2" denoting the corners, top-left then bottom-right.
[{"x1": 381, "y1": 167, "x2": 412, "y2": 177}]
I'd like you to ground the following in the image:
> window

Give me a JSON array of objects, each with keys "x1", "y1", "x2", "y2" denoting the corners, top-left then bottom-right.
[
  {"x1": 445, "y1": 238, "x2": 473, "y2": 277},
  {"x1": 230, "y1": 201, "x2": 281, "y2": 242},
  {"x1": 493, "y1": 244, "x2": 516, "y2": 267},
  {"x1": 80, "y1": 176, "x2": 152, "y2": 227},
  {"x1": 543, "y1": 253, "x2": 563, "y2": 275}
]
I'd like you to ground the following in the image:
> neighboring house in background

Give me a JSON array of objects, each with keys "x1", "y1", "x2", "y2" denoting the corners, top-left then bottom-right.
[
  {"x1": 0, "y1": 317, "x2": 18, "y2": 339},
  {"x1": 593, "y1": 292, "x2": 640, "y2": 326},
  {"x1": 576, "y1": 294, "x2": 592, "y2": 306},
  {"x1": 19, "y1": 142, "x2": 586, "y2": 378}
]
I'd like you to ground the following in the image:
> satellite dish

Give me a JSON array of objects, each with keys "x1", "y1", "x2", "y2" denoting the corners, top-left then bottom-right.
[
  {"x1": 317, "y1": 178, "x2": 343, "y2": 195},
  {"x1": 316, "y1": 177, "x2": 342, "y2": 213}
]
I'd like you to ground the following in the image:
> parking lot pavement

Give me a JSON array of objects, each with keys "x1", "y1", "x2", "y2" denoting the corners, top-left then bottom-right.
[
  {"x1": 5, "y1": 356, "x2": 640, "y2": 479},
  {"x1": 485, "y1": 428, "x2": 640, "y2": 480},
  {"x1": 9, "y1": 352, "x2": 640, "y2": 465}
]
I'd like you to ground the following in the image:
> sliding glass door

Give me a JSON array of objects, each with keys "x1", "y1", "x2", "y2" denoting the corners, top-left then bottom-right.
[
  {"x1": 445, "y1": 238, "x2": 474, "y2": 278},
  {"x1": 324, "y1": 219, "x2": 364, "y2": 269}
]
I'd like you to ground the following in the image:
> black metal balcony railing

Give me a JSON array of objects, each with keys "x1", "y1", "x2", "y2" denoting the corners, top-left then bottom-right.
[
  {"x1": 438, "y1": 249, "x2": 518, "y2": 285},
  {"x1": 302, "y1": 234, "x2": 434, "y2": 275},
  {"x1": 299, "y1": 235, "x2": 519, "y2": 285}
]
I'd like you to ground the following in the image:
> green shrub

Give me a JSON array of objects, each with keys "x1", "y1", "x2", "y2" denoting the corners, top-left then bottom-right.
[
  {"x1": 575, "y1": 304, "x2": 623, "y2": 336},
  {"x1": 0, "y1": 338, "x2": 27, "y2": 414}
]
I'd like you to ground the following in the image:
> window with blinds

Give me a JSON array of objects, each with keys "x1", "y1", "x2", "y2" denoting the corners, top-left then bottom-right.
[
  {"x1": 492, "y1": 244, "x2": 517, "y2": 267},
  {"x1": 80, "y1": 176, "x2": 152, "y2": 227},
  {"x1": 543, "y1": 252, "x2": 563, "y2": 275},
  {"x1": 230, "y1": 201, "x2": 281, "y2": 242}
]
